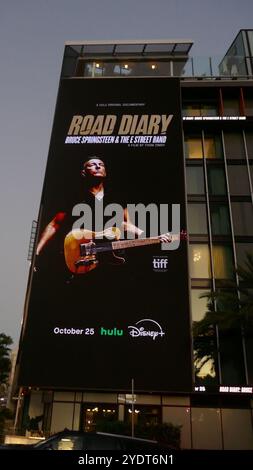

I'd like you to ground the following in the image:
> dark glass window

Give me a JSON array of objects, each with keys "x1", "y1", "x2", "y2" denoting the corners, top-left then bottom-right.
[
  {"x1": 219, "y1": 332, "x2": 246, "y2": 385},
  {"x1": 210, "y1": 204, "x2": 231, "y2": 235},
  {"x1": 245, "y1": 131, "x2": 253, "y2": 158},
  {"x1": 188, "y1": 204, "x2": 208, "y2": 234},
  {"x1": 186, "y1": 166, "x2": 205, "y2": 194},
  {"x1": 245, "y1": 335, "x2": 253, "y2": 385},
  {"x1": 250, "y1": 163, "x2": 253, "y2": 186},
  {"x1": 224, "y1": 132, "x2": 245, "y2": 159},
  {"x1": 212, "y1": 245, "x2": 234, "y2": 279},
  {"x1": 207, "y1": 167, "x2": 227, "y2": 196},
  {"x1": 222, "y1": 88, "x2": 240, "y2": 115},
  {"x1": 243, "y1": 89, "x2": 253, "y2": 116},
  {"x1": 235, "y1": 243, "x2": 253, "y2": 268},
  {"x1": 204, "y1": 135, "x2": 222, "y2": 159},
  {"x1": 227, "y1": 165, "x2": 250, "y2": 195},
  {"x1": 231, "y1": 202, "x2": 253, "y2": 236},
  {"x1": 223, "y1": 98, "x2": 240, "y2": 115}
]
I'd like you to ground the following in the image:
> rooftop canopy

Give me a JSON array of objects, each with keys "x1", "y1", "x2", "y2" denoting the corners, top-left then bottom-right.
[{"x1": 65, "y1": 39, "x2": 193, "y2": 57}]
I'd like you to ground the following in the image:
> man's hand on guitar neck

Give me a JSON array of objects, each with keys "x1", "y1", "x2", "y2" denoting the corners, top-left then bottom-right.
[
  {"x1": 159, "y1": 230, "x2": 187, "y2": 243},
  {"x1": 159, "y1": 233, "x2": 173, "y2": 243}
]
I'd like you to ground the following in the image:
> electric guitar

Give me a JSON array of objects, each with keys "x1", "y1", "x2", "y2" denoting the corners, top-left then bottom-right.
[{"x1": 64, "y1": 227, "x2": 187, "y2": 275}]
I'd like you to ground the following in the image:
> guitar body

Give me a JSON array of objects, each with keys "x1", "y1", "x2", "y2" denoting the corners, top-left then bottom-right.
[
  {"x1": 64, "y1": 227, "x2": 123, "y2": 274},
  {"x1": 64, "y1": 226, "x2": 187, "y2": 275}
]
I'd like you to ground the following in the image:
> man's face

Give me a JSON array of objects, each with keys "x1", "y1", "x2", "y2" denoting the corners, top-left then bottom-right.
[{"x1": 82, "y1": 159, "x2": 106, "y2": 178}]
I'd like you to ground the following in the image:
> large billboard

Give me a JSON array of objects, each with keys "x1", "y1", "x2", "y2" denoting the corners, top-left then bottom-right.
[{"x1": 19, "y1": 77, "x2": 192, "y2": 392}]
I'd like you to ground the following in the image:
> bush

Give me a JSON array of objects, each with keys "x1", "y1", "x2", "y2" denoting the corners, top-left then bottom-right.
[
  {"x1": 0, "y1": 407, "x2": 13, "y2": 443},
  {"x1": 23, "y1": 414, "x2": 44, "y2": 433}
]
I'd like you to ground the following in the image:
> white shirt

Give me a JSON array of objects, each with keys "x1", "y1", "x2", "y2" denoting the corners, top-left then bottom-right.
[{"x1": 95, "y1": 188, "x2": 104, "y2": 200}]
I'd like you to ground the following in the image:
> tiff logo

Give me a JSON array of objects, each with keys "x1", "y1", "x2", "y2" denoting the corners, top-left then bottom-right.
[{"x1": 153, "y1": 256, "x2": 168, "y2": 272}]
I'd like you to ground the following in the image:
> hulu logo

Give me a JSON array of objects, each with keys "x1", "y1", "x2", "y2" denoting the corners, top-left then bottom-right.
[{"x1": 100, "y1": 327, "x2": 123, "y2": 337}]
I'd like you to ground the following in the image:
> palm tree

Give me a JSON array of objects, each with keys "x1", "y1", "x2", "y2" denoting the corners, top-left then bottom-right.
[{"x1": 193, "y1": 252, "x2": 253, "y2": 383}]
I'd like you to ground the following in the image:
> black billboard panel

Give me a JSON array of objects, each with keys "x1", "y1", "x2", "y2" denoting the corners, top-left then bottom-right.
[{"x1": 19, "y1": 77, "x2": 192, "y2": 392}]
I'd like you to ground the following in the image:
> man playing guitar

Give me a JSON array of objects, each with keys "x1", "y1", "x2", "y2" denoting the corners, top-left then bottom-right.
[{"x1": 36, "y1": 157, "x2": 172, "y2": 272}]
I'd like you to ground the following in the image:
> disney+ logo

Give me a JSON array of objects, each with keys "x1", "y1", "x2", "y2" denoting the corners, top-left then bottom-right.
[{"x1": 128, "y1": 319, "x2": 165, "y2": 341}]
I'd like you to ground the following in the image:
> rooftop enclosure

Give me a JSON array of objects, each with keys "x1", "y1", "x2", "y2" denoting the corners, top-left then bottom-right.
[{"x1": 61, "y1": 35, "x2": 253, "y2": 79}]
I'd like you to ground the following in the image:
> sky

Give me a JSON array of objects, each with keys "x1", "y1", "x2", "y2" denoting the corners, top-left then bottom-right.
[{"x1": 0, "y1": 0, "x2": 253, "y2": 347}]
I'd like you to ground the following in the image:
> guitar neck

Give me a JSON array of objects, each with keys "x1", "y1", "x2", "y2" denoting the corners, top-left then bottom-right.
[{"x1": 112, "y1": 237, "x2": 161, "y2": 251}]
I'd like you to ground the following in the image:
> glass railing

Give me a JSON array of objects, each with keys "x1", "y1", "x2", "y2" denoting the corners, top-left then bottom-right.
[
  {"x1": 62, "y1": 54, "x2": 252, "y2": 78},
  {"x1": 179, "y1": 55, "x2": 249, "y2": 78}
]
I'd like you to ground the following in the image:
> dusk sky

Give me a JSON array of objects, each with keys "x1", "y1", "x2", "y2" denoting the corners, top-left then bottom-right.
[{"x1": 1, "y1": 0, "x2": 253, "y2": 346}]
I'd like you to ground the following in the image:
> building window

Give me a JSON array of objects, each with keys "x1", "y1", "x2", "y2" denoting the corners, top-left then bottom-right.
[
  {"x1": 193, "y1": 336, "x2": 218, "y2": 388},
  {"x1": 204, "y1": 135, "x2": 222, "y2": 159},
  {"x1": 245, "y1": 335, "x2": 253, "y2": 386},
  {"x1": 222, "y1": 409, "x2": 253, "y2": 450},
  {"x1": 183, "y1": 104, "x2": 201, "y2": 117},
  {"x1": 189, "y1": 244, "x2": 211, "y2": 278},
  {"x1": 191, "y1": 289, "x2": 210, "y2": 322},
  {"x1": 222, "y1": 89, "x2": 240, "y2": 116},
  {"x1": 82, "y1": 404, "x2": 117, "y2": 432},
  {"x1": 227, "y1": 165, "x2": 250, "y2": 195},
  {"x1": 243, "y1": 89, "x2": 253, "y2": 116},
  {"x1": 163, "y1": 406, "x2": 191, "y2": 449},
  {"x1": 207, "y1": 166, "x2": 227, "y2": 196},
  {"x1": 219, "y1": 331, "x2": 246, "y2": 385},
  {"x1": 191, "y1": 407, "x2": 222, "y2": 450},
  {"x1": 223, "y1": 98, "x2": 240, "y2": 115},
  {"x1": 231, "y1": 202, "x2": 253, "y2": 236},
  {"x1": 212, "y1": 245, "x2": 234, "y2": 279},
  {"x1": 235, "y1": 243, "x2": 253, "y2": 268},
  {"x1": 250, "y1": 163, "x2": 253, "y2": 185},
  {"x1": 245, "y1": 131, "x2": 253, "y2": 158},
  {"x1": 126, "y1": 405, "x2": 161, "y2": 427},
  {"x1": 186, "y1": 166, "x2": 205, "y2": 194},
  {"x1": 93, "y1": 62, "x2": 105, "y2": 76},
  {"x1": 185, "y1": 135, "x2": 202, "y2": 159},
  {"x1": 185, "y1": 134, "x2": 222, "y2": 159},
  {"x1": 188, "y1": 203, "x2": 208, "y2": 235},
  {"x1": 183, "y1": 103, "x2": 218, "y2": 117},
  {"x1": 224, "y1": 132, "x2": 245, "y2": 159},
  {"x1": 210, "y1": 204, "x2": 231, "y2": 235}
]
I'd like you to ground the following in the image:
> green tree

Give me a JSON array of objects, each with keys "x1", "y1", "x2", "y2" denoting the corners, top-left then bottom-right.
[
  {"x1": 194, "y1": 253, "x2": 253, "y2": 334},
  {"x1": 0, "y1": 333, "x2": 13, "y2": 385},
  {"x1": 193, "y1": 252, "x2": 253, "y2": 380},
  {"x1": 0, "y1": 333, "x2": 13, "y2": 441}
]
